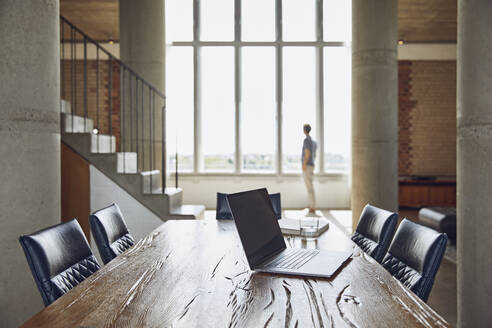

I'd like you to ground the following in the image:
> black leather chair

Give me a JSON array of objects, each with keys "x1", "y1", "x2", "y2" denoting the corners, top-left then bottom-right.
[
  {"x1": 351, "y1": 204, "x2": 398, "y2": 263},
  {"x1": 216, "y1": 192, "x2": 282, "y2": 220},
  {"x1": 216, "y1": 192, "x2": 233, "y2": 220},
  {"x1": 269, "y1": 193, "x2": 282, "y2": 220},
  {"x1": 19, "y1": 219, "x2": 100, "y2": 306},
  {"x1": 381, "y1": 219, "x2": 448, "y2": 302},
  {"x1": 89, "y1": 203, "x2": 135, "y2": 265}
]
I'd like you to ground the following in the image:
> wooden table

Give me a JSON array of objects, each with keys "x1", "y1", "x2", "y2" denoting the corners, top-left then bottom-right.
[{"x1": 22, "y1": 219, "x2": 449, "y2": 327}]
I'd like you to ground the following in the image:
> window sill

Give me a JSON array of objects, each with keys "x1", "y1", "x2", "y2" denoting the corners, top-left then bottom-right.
[{"x1": 168, "y1": 171, "x2": 349, "y2": 180}]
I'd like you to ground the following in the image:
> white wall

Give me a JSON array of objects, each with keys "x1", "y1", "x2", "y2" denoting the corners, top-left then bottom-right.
[
  {"x1": 89, "y1": 166, "x2": 163, "y2": 261},
  {"x1": 172, "y1": 174, "x2": 350, "y2": 209},
  {"x1": 398, "y1": 43, "x2": 456, "y2": 60}
]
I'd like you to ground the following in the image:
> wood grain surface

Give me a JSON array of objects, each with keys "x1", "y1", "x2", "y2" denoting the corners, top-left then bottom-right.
[
  {"x1": 21, "y1": 219, "x2": 449, "y2": 328},
  {"x1": 60, "y1": 0, "x2": 457, "y2": 43},
  {"x1": 61, "y1": 143, "x2": 91, "y2": 241}
]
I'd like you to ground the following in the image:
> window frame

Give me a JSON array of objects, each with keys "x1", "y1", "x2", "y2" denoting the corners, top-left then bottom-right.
[{"x1": 167, "y1": 0, "x2": 351, "y2": 176}]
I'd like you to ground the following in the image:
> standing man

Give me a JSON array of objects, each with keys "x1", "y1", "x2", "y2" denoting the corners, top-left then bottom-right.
[{"x1": 302, "y1": 124, "x2": 317, "y2": 214}]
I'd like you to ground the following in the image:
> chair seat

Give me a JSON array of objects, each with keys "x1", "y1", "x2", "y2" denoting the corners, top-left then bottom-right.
[
  {"x1": 110, "y1": 233, "x2": 135, "y2": 254},
  {"x1": 50, "y1": 255, "x2": 100, "y2": 294},
  {"x1": 381, "y1": 253, "x2": 422, "y2": 291},
  {"x1": 351, "y1": 231, "x2": 378, "y2": 257}
]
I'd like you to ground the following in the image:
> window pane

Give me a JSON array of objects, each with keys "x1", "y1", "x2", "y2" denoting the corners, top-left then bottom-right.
[
  {"x1": 166, "y1": 47, "x2": 194, "y2": 172},
  {"x1": 324, "y1": 47, "x2": 350, "y2": 172},
  {"x1": 282, "y1": 47, "x2": 316, "y2": 172},
  {"x1": 200, "y1": 0, "x2": 234, "y2": 41},
  {"x1": 283, "y1": 0, "x2": 315, "y2": 41},
  {"x1": 324, "y1": 0, "x2": 351, "y2": 42},
  {"x1": 241, "y1": 47, "x2": 276, "y2": 172},
  {"x1": 165, "y1": 0, "x2": 193, "y2": 42},
  {"x1": 242, "y1": 0, "x2": 275, "y2": 41},
  {"x1": 201, "y1": 47, "x2": 235, "y2": 171}
]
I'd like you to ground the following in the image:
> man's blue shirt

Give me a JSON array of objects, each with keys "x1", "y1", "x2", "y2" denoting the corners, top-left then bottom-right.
[{"x1": 302, "y1": 135, "x2": 317, "y2": 166}]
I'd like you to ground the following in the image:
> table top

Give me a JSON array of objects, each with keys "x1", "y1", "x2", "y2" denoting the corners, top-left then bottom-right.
[{"x1": 21, "y1": 218, "x2": 449, "y2": 328}]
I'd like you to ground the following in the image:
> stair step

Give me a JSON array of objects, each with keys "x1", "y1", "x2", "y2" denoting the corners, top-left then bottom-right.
[
  {"x1": 167, "y1": 187, "x2": 183, "y2": 211},
  {"x1": 170, "y1": 204, "x2": 205, "y2": 220},
  {"x1": 141, "y1": 170, "x2": 161, "y2": 194},
  {"x1": 62, "y1": 113, "x2": 94, "y2": 133},
  {"x1": 117, "y1": 152, "x2": 137, "y2": 173},
  {"x1": 60, "y1": 100, "x2": 71, "y2": 114},
  {"x1": 91, "y1": 134, "x2": 116, "y2": 153},
  {"x1": 147, "y1": 187, "x2": 181, "y2": 195},
  {"x1": 165, "y1": 187, "x2": 181, "y2": 195}
]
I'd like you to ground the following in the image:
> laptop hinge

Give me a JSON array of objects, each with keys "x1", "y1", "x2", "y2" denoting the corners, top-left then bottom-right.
[{"x1": 252, "y1": 246, "x2": 286, "y2": 269}]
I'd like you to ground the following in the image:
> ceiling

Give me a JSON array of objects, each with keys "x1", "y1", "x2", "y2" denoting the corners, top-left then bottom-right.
[
  {"x1": 60, "y1": 0, "x2": 457, "y2": 43},
  {"x1": 399, "y1": 0, "x2": 457, "y2": 42},
  {"x1": 60, "y1": 0, "x2": 119, "y2": 41}
]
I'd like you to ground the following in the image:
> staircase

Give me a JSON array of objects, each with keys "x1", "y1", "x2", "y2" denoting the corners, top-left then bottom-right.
[
  {"x1": 59, "y1": 17, "x2": 204, "y2": 221},
  {"x1": 61, "y1": 101, "x2": 204, "y2": 220}
]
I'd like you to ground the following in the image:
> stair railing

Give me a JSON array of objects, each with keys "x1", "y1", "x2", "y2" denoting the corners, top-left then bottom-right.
[{"x1": 60, "y1": 16, "x2": 176, "y2": 193}]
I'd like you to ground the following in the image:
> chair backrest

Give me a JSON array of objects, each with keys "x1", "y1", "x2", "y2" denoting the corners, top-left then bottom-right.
[
  {"x1": 19, "y1": 219, "x2": 100, "y2": 306},
  {"x1": 269, "y1": 193, "x2": 282, "y2": 220},
  {"x1": 381, "y1": 219, "x2": 448, "y2": 302},
  {"x1": 216, "y1": 192, "x2": 281, "y2": 220},
  {"x1": 351, "y1": 204, "x2": 398, "y2": 263},
  {"x1": 89, "y1": 203, "x2": 135, "y2": 264},
  {"x1": 216, "y1": 192, "x2": 233, "y2": 220}
]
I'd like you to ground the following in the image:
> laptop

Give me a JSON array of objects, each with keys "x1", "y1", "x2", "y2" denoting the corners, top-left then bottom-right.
[{"x1": 226, "y1": 188, "x2": 352, "y2": 278}]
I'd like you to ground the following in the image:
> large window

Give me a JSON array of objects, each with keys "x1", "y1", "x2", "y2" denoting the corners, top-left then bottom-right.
[
  {"x1": 166, "y1": 0, "x2": 351, "y2": 174},
  {"x1": 282, "y1": 47, "x2": 317, "y2": 172},
  {"x1": 201, "y1": 47, "x2": 235, "y2": 171},
  {"x1": 241, "y1": 47, "x2": 276, "y2": 172},
  {"x1": 165, "y1": 47, "x2": 194, "y2": 172}
]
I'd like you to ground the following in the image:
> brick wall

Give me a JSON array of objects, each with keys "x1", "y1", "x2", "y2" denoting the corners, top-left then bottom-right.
[
  {"x1": 398, "y1": 60, "x2": 457, "y2": 177},
  {"x1": 61, "y1": 60, "x2": 121, "y2": 151}
]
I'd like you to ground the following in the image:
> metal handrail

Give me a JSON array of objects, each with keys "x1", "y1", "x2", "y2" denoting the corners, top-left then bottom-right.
[
  {"x1": 60, "y1": 16, "x2": 171, "y2": 193},
  {"x1": 60, "y1": 16, "x2": 165, "y2": 98}
]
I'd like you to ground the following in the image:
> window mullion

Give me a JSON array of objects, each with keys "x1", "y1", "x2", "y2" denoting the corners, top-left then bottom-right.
[
  {"x1": 235, "y1": 0, "x2": 241, "y2": 173},
  {"x1": 316, "y1": 0, "x2": 325, "y2": 173},
  {"x1": 276, "y1": 0, "x2": 283, "y2": 175},
  {"x1": 193, "y1": 0, "x2": 202, "y2": 172}
]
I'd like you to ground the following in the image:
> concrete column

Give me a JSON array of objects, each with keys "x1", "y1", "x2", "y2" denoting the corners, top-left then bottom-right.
[
  {"x1": 457, "y1": 1, "x2": 492, "y2": 326},
  {"x1": 351, "y1": 0, "x2": 398, "y2": 229},
  {"x1": 0, "y1": 0, "x2": 60, "y2": 326},
  {"x1": 119, "y1": 0, "x2": 165, "y2": 176},
  {"x1": 119, "y1": 0, "x2": 165, "y2": 91}
]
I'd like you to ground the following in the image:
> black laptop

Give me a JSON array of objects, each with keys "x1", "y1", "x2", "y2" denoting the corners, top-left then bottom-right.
[{"x1": 227, "y1": 188, "x2": 351, "y2": 278}]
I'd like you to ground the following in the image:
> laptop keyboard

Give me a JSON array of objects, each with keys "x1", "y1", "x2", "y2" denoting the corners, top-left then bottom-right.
[{"x1": 264, "y1": 248, "x2": 319, "y2": 270}]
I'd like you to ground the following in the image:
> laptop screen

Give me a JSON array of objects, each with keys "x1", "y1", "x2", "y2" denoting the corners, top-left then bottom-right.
[{"x1": 227, "y1": 188, "x2": 286, "y2": 268}]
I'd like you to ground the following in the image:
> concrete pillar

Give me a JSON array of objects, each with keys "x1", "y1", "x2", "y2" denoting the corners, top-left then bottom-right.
[
  {"x1": 119, "y1": 0, "x2": 165, "y2": 176},
  {"x1": 457, "y1": 1, "x2": 492, "y2": 326},
  {"x1": 0, "y1": 0, "x2": 60, "y2": 326},
  {"x1": 351, "y1": 0, "x2": 398, "y2": 230},
  {"x1": 119, "y1": 0, "x2": 165, "y2": 90}
]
